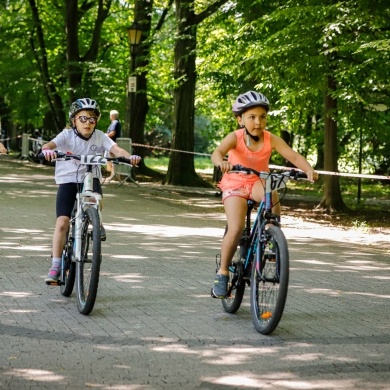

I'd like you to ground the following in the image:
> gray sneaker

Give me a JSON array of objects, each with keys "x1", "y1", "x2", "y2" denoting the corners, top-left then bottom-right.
[
  {"x1": 45, "y1": 266, "x2": 60, "y2": 285},
  {"x1": 212, "y1": 274, "x2": 229, "y2": 298}
]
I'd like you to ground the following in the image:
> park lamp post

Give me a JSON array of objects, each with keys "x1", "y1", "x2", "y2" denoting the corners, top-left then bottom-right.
[{"x1": 126, "y1": 22, "x2": 143, "y2": 140}]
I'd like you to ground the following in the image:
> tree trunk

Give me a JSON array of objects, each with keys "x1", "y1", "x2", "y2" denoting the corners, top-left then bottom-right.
[
  {"x1": 165, "y1": 0, "x2": 210, "y2": 186},
  {"x1": 318, "y1": 76, "x2": 346, "y2": 212},
  {"x1": 165, "y1": 0, "x2": 230, "y2": 186},
  {"x1": 124, "y1": 0, "x2": 154, "y2": 176},
  {"x1": 29, "y1": 0, "x2": 65, "y2": 131},
  {"x1": 314, "y1": 114, "x2": 324, "y2": 170},
  {"x1": 65, "y1": 0, "x2": 82, "y2": 102},
  {"x1": 65, "y1": 0, "x2": 110, "y2": 101}
]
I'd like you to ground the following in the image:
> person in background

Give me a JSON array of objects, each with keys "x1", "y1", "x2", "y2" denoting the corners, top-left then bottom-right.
[
  {"x1": 0, "y1": 142, "x2": 7, "y2": 154},
  {"x1": 105, "y1": 110, "x2": 122, "y2": 182},
  {"x1": 211, "y1": 90, "x2": 318, "y2": 298}
]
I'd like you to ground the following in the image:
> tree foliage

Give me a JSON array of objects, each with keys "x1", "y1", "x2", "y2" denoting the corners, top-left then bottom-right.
[{"x1": 0, "y1": 0, "x2": 389, "y2": 208}]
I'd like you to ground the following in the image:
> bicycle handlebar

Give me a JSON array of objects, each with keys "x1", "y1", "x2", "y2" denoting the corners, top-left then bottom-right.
[
  {"x1": 38, "y1": 151, "x2": 134, "y2": 166},
  {"x1": 230, "y1": 164, "x2": 308, "y2": 180}
]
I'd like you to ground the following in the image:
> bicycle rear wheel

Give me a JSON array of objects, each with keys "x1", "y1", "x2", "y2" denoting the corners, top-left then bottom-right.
[
  {"x1": 60, "y1": 227, "x2": 76, "y2": 297},
  {"x1": 222, "y1": 247, "x2": 246, "y2": 313},
  {"x1": 76, "y1": 207, "x2": 102, "y2": 315},
  {"x1": 250, "y1": 225, "x2": 289, "y2": 335}
]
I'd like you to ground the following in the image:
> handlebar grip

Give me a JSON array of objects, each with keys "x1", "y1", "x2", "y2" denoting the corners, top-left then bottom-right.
[
  {"x1": 290, "y1": 169, "x2": 307, "y2": 180},
  {"x1": 116, "y1": 156, "x2": 131, "y2": 164},
  {"x1": 37, "y1": 151, "x2": 67, "y2": 160}
]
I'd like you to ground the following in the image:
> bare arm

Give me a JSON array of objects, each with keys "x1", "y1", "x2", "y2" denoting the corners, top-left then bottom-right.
[
  {"x1": 41, "y1": 141, "x2": 57, "y2": 150},
  {"x1": 107, "y1": 130, "x2": 116, "y2": 139},
  {"x1": 0, "y1": 142, "x2": 7, "y2": 154},
  {"x1": 109, "y1": 144, "x2": 141, "y2": 166},
  {"x1": 211, "y1": 132, "x2": 237, "y2": 174},
  {"x1": 271, "y1": 134, "x2": 318, "y2": 182}
]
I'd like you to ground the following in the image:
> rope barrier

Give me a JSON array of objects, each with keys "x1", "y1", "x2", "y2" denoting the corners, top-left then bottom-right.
[
  {"x1": 268, "y1": 164, "x2": 390, "y2": 181},
  {"x1": 2, "y1": 135, "x2": 389, "y2": 181},
  {"x1": 132, "y1": 142, "x2": 390, "y2": 181},
  {"x1": 132, "y1": 142, "x2": 211, "y2": 157}
]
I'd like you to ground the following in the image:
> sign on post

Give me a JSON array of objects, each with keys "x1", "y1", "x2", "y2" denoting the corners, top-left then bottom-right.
[{"x1": 128, "y1": 77, "x2": 137, "y2": 92}]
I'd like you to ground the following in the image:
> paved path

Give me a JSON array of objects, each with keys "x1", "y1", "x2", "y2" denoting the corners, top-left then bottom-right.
[{"x1": 0, "y1": 158, "x2": 389, "y2": 389}]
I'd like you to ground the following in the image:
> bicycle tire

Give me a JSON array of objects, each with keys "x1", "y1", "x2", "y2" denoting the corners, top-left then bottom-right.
[
  {"x1": 60, "y1": 228, "x2": 76, "y2": 297},
  {"x1": 250, "y1": 225, "x2": 289, "y2": 335},
  {"x1": 222, "y1": 247, "x2": 246, "y2": 313},
  {"x1": 76, "y1": 206, "x2": 102, "y2": 315}
]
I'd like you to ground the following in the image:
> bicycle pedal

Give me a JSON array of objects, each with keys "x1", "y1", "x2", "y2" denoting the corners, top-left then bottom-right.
[
  {"x1": 45, "y1": 280, "x2": 61, "y2": 286},
  {"x1": 210, "y1": 288, "x2": 227, "y2": 299}
]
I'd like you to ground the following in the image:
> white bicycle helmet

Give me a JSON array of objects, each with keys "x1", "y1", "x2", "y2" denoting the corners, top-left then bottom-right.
[
  {"x1": 232, "y1": 91, "x2": 270, "y2": 116},
  {"x1": 69, "y1": 98, "x2": 101, "y2": 124}
]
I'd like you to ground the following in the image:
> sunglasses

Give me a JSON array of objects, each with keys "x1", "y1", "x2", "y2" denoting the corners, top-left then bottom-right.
[{"x1": 76, "y1": 116, "x2": 98, "y2": 124}]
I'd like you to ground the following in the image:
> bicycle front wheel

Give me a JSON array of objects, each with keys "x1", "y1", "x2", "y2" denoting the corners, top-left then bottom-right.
[
  {"x1": 60, "y1": 228, "x2": 76, "y2": 297},
  {"x1": 76, "y1": 207, "x2": 102, "y2": 315},
  {"x1": 250, "y1": 225, "x2": 289, "y2": 335}
]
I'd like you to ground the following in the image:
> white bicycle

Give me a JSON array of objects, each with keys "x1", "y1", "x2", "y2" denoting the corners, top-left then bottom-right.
[{"x1": 43, "y1": 152, "x2": 134, "y2": 315}]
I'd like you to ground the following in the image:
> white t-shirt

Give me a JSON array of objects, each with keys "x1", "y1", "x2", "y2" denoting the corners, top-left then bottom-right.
[{"x1": 52, "y1": 128, "x2": 115, "y2": 184}]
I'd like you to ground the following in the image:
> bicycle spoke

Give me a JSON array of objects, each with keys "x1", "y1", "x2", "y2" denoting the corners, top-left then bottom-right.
[
  {"x1": 251, "y1": 226, "x2": 289, "y2": 335},
  {"x1": 222, "y1": 244, "x2": 246, "y2": 313},
  {"x1": 76, "y1": 207, "x2": 101, "y2": 315},
  {"x1": 60, "y1": 228, "x2": 75, "y2": 297}
]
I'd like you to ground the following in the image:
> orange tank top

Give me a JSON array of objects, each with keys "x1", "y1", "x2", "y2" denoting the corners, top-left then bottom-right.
[{"x1": 219, "y1": 128, "x2": 272, "y2": 191}]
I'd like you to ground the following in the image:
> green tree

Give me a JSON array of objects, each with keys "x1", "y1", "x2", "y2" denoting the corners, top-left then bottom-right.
[
  {"x1": 124, "y1": 0, "x2": 174, "y2": 177},
  {"x1": 165, "y1": 0, "x2": 231, "y2": 186},
  {"x1": 232, "y1": 0, "x2": 390, "y2": 211},
  {"x1": 0, "y1": 0, "x2": 131, "y2": 134}
]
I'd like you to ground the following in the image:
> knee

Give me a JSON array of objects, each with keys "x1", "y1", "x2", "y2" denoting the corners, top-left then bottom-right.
[
  {"x1": 55, "y1": 217, "x2": 69, "y2": 233},
  {"x1": 225, "y1": 225, "x2": 244, "y2": 241}
]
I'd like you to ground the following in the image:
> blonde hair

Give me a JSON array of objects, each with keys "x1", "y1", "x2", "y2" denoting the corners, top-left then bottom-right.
[{"x1": 110, "y1": 110, "x2": 119, "y2": 119}]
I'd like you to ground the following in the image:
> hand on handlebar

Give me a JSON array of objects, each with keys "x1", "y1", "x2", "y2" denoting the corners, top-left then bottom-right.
[
  {"x1": 41, "y1": 149, "x2": 57, "y2": 161},
  {"x1": 217, "y1": 161, "x2": 233, "y2": 174},
  {"x1": 129, "y1": 155, "x2": 141, "y2": 166},
  {"x1": 305, "y1": 169, "x2": 319, "y2": 183},
  {"x1": 117, "y1": 155, "x2": 141, "y2": 166}
]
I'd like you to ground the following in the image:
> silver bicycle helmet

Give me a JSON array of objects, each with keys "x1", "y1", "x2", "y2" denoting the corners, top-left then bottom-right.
[
  {"x1": 69, "y1": 98, "x2": 101, "y2": 124},
  {"x1": 232, "y1": 91, "x2": 270, "y2": 116}
]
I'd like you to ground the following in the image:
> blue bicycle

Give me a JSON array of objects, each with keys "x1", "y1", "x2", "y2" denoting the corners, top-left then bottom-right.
[{"x1": 214, "y1": 165, "x2": 307, "y2": 335}]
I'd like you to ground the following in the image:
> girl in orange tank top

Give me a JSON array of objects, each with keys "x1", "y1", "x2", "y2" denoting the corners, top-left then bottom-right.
[{"x1": 210, "y1": 91, "x2": 318, "y2": 299}]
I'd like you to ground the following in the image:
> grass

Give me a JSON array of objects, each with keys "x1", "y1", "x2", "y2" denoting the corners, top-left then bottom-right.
[{"x1": 144, "y1": 156, "x2": 213, "y2": 174}]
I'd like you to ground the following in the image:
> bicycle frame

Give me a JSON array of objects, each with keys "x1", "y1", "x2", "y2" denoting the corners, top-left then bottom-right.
[
  {"x1": 238, "y1": 171, "x2": 289, "y2": 274},
  {"x1": 73, "y1": 164, "x2": 102, "y2": 264},
  {"x1": 54, "y1": 153, "x2": 132, "y2": 265}
]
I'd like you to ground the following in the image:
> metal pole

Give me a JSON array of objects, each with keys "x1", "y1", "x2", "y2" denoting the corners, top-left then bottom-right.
[
  {"x1": 357, "y1": 126, "x2": 363, "y2": 203},
  {"x1": 129, "y1": 50, "x2": 136, "y2": 141}
]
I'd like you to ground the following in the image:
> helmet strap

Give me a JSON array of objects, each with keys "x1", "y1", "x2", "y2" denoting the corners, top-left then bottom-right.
[
  {"x1": 240, "y1": 114, "x2": 260, "y2": 145},
  {"x1": 244, "y1": 127, "x2": 259, "y2": 146},
  {"x1": 73, "y1": 127, "x2": 95, "y2": 141}
]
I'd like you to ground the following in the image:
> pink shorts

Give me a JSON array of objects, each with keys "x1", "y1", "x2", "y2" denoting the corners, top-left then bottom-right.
[{"x1": 222, "y1": 182, "x2": 258, "y2": 203}]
